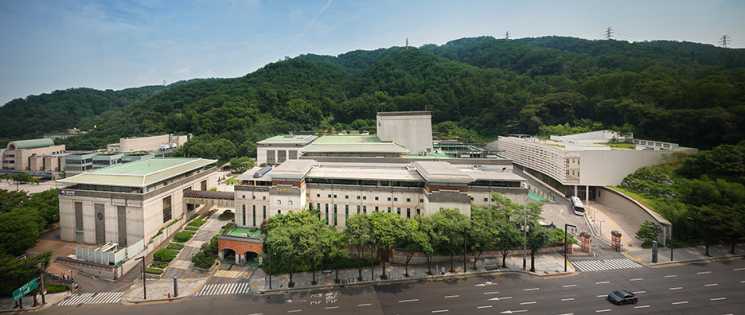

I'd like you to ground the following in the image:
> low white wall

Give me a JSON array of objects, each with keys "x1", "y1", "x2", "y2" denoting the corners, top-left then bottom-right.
[{"x1": 596, "y1": 187, "x2": 670, "y2": 245}]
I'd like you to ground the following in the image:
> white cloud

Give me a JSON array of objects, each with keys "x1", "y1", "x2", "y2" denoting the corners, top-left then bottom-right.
[
  {"x1": 289, "y1": 7, "x2": 303, "y2": 20},
  {"x1": 139, "y1": 67, "x2": 156, "y2": 81},
  {"x1": 173, "y1": 67, "x2": 190, "y2": 74}
]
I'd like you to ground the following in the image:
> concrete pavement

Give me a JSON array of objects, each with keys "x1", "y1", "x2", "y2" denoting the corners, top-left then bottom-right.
[{"x1": 625, "y1": 244, "x2": 745, "y2": 265}]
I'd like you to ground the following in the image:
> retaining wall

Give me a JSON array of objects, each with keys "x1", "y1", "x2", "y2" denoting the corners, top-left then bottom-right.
[{"x1": 595, "y1": 187, "x2": 671, "y2": 245}]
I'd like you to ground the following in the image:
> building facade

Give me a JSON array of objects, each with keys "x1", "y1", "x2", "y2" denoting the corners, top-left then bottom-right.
[
  {"x1": 107, "y1": 134, "x2": 189, "y2": 153},
  {"x1": 256, "y1": 134, "x2": 318, "y2": 165},
  {"x1": 57, "y1": 158, "x2": 218, "y2": 246},
  {"x1": 2, "y1": 139, "x2": 66, "y2": 173},
  {"x1": 377, "y1": 111, "x2": 434, "y2": 156}
]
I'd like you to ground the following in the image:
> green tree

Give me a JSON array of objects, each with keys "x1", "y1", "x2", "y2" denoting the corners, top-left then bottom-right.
[
  {"x1": 687, "y1": 204, "x2": 728, "y2": 256},
  {"x1": 344, "y1": 213, "x2": 371, "y2": 281},
  {"x1": 264, "y1": 226, "x2": 299, "y2": 286},
  {"x1": 0, "y1": 207, "x2": 44, "y2": 256},
  {"x1": 321, "y1": 227, "x2": 347, "y2": 283},
  {"x1": 369, "y1": 211, "x2": 401, "y2": 279},
  {"x1": 12, "y1": 173, "x2": 33, "y2": 184},
  {"x1": 432, "y1": 209, "x2": 470, "y2": 273},
  {"x1": 229, "y1": 156, "x2": 255, "y2": 173},
  {"x1": 468, "y1": 206, "x2": 498, "y2": 270},
  {"x1": 634, "y1": 220, "x2": 662, "y2": 247},
  {"x1": 527, "y1": 223, "x2": 553, "y2": 272},
  {"x1": 298, "y1": 223, "x2": 323, "y2": 285},
  {"x1": 414, "y1": 214, "x2": 438, "y2": 275}
]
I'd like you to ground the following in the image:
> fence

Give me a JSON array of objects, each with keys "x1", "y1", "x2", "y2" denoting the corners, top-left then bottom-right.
[{"x1": 75, "y1": 238, "x2": 145, "y2": 266}]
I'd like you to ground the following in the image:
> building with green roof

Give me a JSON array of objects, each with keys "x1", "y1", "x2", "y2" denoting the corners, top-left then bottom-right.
[
  {"x1": 57, "y1": 157, "x2": 219, "y2": 246},
  {"x1": 2, "y1": 138, "x2": 66, "y2": 174}
]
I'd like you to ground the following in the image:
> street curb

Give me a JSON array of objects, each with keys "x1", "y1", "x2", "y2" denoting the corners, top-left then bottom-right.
[
  {"x1": 120, "y1": 294, "x2": 191, "y2": 305},
  {"x1": 256, "y1": 267, "x2": 545, "y2": 294},
  {"x1": 645, "y1": 254, "x2": 745, "y2": 267},
  {"x1": 0, "y1": 292, "x2": 70, "y2": 313}
]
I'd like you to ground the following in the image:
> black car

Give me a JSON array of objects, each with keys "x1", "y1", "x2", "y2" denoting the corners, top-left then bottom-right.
[{"x1": 608, "y1": 290, "x2": 638, "y2": 305}]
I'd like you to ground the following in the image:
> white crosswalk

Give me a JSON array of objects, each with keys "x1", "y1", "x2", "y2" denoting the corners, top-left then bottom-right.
[
  {"x1": 196, "y1": 283, "x2": 252, "y2": 296},
  {"x1": 213, "y1": 270, "x2": 252, "y2": 279},
  {"x1": 572, "y1": 258, "x2": 643, "y2": 272},
  {"x1": 57, "y1": 292, "x2": 124, "y2": 306}
]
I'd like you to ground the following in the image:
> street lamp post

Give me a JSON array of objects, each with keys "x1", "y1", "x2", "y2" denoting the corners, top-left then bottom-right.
[
  {"x1": 463, "y1": 227, "x2": 468, "y2": 274},
  {"x1": 268, "y1": 245, "x2": 272, "y2": 290},
  {"x1": 523, "y1": 203, "x2": 528, "y2": 270},
  {"x1": 135, "y1": 257, "x2": 146, "y2": 299},
  {"x1": 370, "y1": 242, "x2": 375, "y2": 281},
  {"x1": 564, "y1": 224, "x2": 576, "y2": 272}
]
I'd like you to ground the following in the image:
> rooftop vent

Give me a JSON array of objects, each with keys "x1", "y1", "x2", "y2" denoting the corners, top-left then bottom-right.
[{"x1": 253, "y1": 165, "x2": 273, "y2": 178}]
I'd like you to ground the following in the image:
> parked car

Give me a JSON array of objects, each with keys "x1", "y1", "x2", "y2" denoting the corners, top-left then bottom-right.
[{"x1": 608, "y1": 290, "x2": 638, "y2": 305}]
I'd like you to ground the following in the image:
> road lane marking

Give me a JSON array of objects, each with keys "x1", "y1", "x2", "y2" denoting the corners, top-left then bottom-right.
[
  {"x1": 500, "y1": 310, "x2": 527, "y2": 314},
  {"x1": 630, "y1": 278, "x2": 643, "y2": 281},
  {"x1": 596, "y1": 281, "x2": 609, "y2": 284},
  {"x1": 563, "y1": 285, "x2": 576, "y2": 287},
  {"x1": 432, "y1": 310, "x2": 448, "y2": 313},
  {"x1": 288, "y1": 311, "x2": 302, "y2": 313},
  {"x1": 488, "y1": 297, "x2": 511, "y2": 301},
  {"x1": 248, "y1": 313, "x2": 263, "y2": 315},
  {"x1": 672, "y1": 301, "x2": 688, "y2": 305},
  {"x1": 524, "y1": 288, "x2": 539, "y2": 291},
  {"x1": 670, "y1": 287, "x2": 682, "y2": 290},
  {"x1": 561, "y1": 298, "x2": 574, "y2": 301},
  {"x1": 597, "y1": 295, "x2": 606, "y2": 298},
  {"x1": 477, "y1": 305, "x2": 492, "y2": 309},
  {"x1": 734, "y1": 268, "x2": 745, "y2": 271},
  {"x1": 665, "y1": 275, "x2": 677, "y2": 278},
  {"x1": 445, "y1": 295, "x2": 459, "y2": 298},
  {"x1": 634, "y1": 305, "x2": 650, "y2": 309},
  {"x1": 399, "y1": 299, "x2": 419, "y2": 303},
  {"x1": 711, "y1": 297, "x2": 726, "y2": 301},
  {"x1": 596, "y1": 310, "x2": 611, "y2": 313},
  {"x1": 705, "y1": 284, "x2": 718, "y2": 287},
  {"x1": 358, "y1": 304, "x2": 371, "y2": 307},
  {"x1": 325, "y1": 306, "x2": 338, "y2": 310},
  {"x1": 484, "y1": 292, "x2": 499, "y2": 295},
  {"x1": 557, "y1": 313, "x2": 574, "y2": 315},
  {"x1": 698, "y1": 271, "x2": 711, "y2": 274},
  {"x1": 520, "y1": 301, "x2": 536, "y2": 305},
  {"x1": 632, "y1": 291, "x2": 646, "y2": 294}
]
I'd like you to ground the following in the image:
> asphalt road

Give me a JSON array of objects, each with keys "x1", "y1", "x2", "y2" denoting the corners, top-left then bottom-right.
[{"x1": 38, "y1": 258, "x2": 744, "y2": 315}]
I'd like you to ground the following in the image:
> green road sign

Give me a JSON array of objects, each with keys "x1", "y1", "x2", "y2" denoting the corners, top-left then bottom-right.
[{"x1": 12, "y1": 278, "x2": 37, "y2": 302}]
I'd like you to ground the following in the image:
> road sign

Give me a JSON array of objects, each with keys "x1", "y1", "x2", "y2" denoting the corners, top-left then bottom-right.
[{"x1": 12, "y1": 278, "x2": 37, "y2": 302}]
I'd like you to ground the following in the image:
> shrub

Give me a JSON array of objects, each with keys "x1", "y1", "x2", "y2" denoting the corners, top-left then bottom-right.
[
  {"x1": 192, "y1": 252, "x2": 217, "y2": 268},
  {"x1": 174, "y1": 231, "x2": 193, "y2": 243},
  {"x1": 220, "y1": 223, "x2": 235, "y2": 233},
  {"x1": 150, "y1": 262, "x2": 168, "y2": 269},
  {"x1": 218, "y1": 211, "x2": 235, "y2": 221},
  {"x1": 45, "y1": 284, "x2": 70, "y2": 294},
  {"x1": 185, "y1": 226, "x2": 199, "y2": 231},
  {"x1": 145, "y1": 268, "x2": 164, "y2": 275},
  {"x1": 187, "y1": 217, "x2": 207, "y2": 227},
  {"x1": 153, "y1": 248, "x2": 178, "y2": 262},
  {"x1": 167, "y1": 244, "x2": 184, "y2": 250}
]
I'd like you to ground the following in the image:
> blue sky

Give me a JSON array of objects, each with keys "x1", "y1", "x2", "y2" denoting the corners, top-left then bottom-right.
[{"x1": 1, "y1": 0, "x2": 744, "y2": 106}]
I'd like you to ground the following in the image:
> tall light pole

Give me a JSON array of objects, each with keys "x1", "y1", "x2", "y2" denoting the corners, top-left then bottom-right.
[
  {"x1": 523, "y1": 203, "x2": 528, "y2": 270},
  {"x1": 268, "y1": 245, "x2": 272, "y2": 290},
  {"x1": 463, "y1": 227, "x2": 468, "y2": 274},
  {"x1": 564, "y1": 224, "x2": 576, "y2": 272},
  {"x1": 135, "y1": 257, "x2": 146, "y2": 299}
]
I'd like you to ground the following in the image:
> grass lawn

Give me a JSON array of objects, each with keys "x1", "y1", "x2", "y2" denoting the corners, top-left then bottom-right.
[
  {"x1": 222, "y1": 175, "x2": 238, "y2": 184},
  {"x1": 597, "y1": 142, "x2": 636, "y2": 149}
]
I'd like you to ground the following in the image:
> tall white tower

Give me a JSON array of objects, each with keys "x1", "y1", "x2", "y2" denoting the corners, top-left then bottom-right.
[{"x1": 377, "y1": 111, "x2": 433, "y2": 155}]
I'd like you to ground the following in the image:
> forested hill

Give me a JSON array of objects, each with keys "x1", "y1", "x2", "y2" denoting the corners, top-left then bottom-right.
[{"x1": 4, "y1": 36, "x2": 745, "y2": 157}]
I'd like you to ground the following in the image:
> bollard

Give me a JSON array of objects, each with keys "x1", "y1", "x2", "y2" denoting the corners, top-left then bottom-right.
[
  {"x1": 173, "y1": 277, "x2": 178, "y2": 297},
  {"x1": 652, "y1": 241, "x2": 658, "y2": 263}
]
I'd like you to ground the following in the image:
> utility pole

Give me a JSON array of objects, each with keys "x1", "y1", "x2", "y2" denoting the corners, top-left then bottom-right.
[
  {"x1": 719, "y1": 35, "x2": 730, "y2": 48},
  {"x1": 564, "y1": 224, "x2": 576, "y2": 272},
  {"x1": 605, "y1": 27, "x2": 613, "y2": 40},
  {"x1": 463, "y1": 227, "x2": 467, "y2": 273},
  {"x1": 135, "y1": 257, "x2": 146, "y2": 299},
  {"x1": 505, "y1": 31, "x2": 510, "y2": 40},
  {"x1": 522, "y1": 203, "x2": 528, "y2": 270}
]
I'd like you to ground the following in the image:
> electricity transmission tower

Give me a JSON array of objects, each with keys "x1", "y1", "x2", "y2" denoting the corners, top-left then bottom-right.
[
  {"x1": 605, "y1": 27, "x2": 613, "y2": 40},
  {"x1": 719, "y1": 35, "x2": 730, "y2": 48},
  {"x1": 505, "y1": 31, "x2": 510, "y2": 40}
]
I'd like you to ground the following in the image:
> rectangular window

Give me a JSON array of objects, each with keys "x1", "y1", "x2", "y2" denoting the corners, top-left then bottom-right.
[
  {"x1": 334, "y1": 205, "x2": 337, "y2": 226},
  {"x1": 345, "y1": 205, "x2": 349, "y2": 219},
  {"x1": 334, "y1": 195, "x2": 337, "y2": 198},
  {"x1": 407, "y1": 198, "x2": 410, "y2": 202},
  {"x1": 387, "y1": 197, "x2": 391, "y2": 201},
  {"x1": 397, "y1": 208, "x2": 401, "y2": 215},
  {"x1": 357, "y1": 196, "x2": 360, "y2": 200},
  {"x1": 253, "y1": 205, "x2": 256, "y2": 226},
  {"x1": 417, "y1": 209, "x2": 421, "y2": 215},
  {"x1": 317, "y1": 203, "x2": 321, "y2": 212},
  {"x1": 484, "y1": 198, "x2": 488, "y2": 202},
  {"x1": 263, "y1": 206, "x2": 266, "y2": 220},
  {"x1": 357, "y1": 205, "x2": 360, "y2": 214},
  {"x1": 375, "y1": 206, "x2": 379, "y2": 212},
  {"x1": 363, "y1": 206, "x2": 367, "y2": 214},
  {"x1": 375, "y1": 197, "x2": 379, "y2": 201},
  {"x1": 278, "y1": 210, "x2": 281, "y2": 215},
  {"x1": 363, "y1": 196, "x2": 366, "y2": 200},
  {"x1": 420, "y1": 199, "x2": 423, "y2": 203},
  {"x1": 325, "y1": 204, "x2": 329, "y2": 222},
  {"x1": 407, "y1": 208, "x2": 411, "y2": 219},
  {"x1": 162, "y1": 196, "x2": 172, "y2": 223},
  {"x1": 242, "y1": 205, "x2": 246, "y2": 226},
  {"x1": 201, "y1": 180, "x2": 207, "y2": 191},
  {"x1": 387, "y1": 207, "x2": 391, "y2": 213},
  {"x1": 394, "y1": 198, "x2": 398, "y2": 202},
  {"x1": 345, "y1": 195, "x2": 349, "y2": 199}
]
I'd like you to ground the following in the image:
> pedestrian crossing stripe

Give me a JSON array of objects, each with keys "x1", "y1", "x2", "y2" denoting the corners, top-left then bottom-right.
[
  {"x1": 197, "y1": 283, "x2": 252, "y2": 296},
  {"x1": 572, "y1": 258, "x2": 642, "y2": 272},
  {"x1": 57, "y1": 292, "x2": 124, "y2": 306},
  {"x1": 213, "y1": 270, "x2": 252, "y2": 279}
]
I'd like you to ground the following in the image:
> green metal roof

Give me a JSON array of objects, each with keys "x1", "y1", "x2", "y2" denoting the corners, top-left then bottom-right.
[
  {"x1": 257, "y1": 135, "x2": 317, "y2": 145},
  {"x1": 314, "y1": 135, "x2": 382, "y2": 144},
  {"x1": 57, "y1": 158, "x2": 217, "y2": 187},
  {"x1": 10, "y1": 139, "x2": 55, "y2": 150}
]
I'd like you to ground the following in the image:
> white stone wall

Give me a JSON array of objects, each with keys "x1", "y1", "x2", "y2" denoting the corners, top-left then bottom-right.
[{"x1": 377, "y1": 114, "x2": 433, "y2": 155}]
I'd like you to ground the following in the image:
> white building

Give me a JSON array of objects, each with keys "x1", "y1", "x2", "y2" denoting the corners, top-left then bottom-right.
[{"x1": 496, "y1": 130, "x2": 697, "y2": 199}]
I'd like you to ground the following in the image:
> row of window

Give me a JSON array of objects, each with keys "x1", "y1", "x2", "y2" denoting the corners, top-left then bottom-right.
[
  {"x1": 313, "y1": 193, "x2": 423, "y2": 203},
  {"x1": 306, "y1": 178, "x2": 426, "y2": 187},
  {"x1": 238, "y1": 204, "x2": 423, "y2": 227}
]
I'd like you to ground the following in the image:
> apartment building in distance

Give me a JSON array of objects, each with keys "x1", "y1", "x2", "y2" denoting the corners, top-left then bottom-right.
[{"x1": 496, "y1": 130, "x2": 698, "y2": 200}]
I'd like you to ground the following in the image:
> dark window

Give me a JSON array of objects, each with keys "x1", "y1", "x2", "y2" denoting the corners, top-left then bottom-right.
[
  {"x1": 201, "y1": 180, "x2": 207, "y2": 191},
  {"x1": 407, "y1": 208, "x2": 411, "y2": 218},
  {"x1": 387, "y1": 197, "x2": 391, "y2": 201},
  {"x1": 242, "y1": 205, "x2": 246, "y2": 226},
  {"x1": 375, "y1": 197, "x2": 379, "y2": 201},
  {"x1": 162, "y1": 196, "x2": 172, "y2": 223}
]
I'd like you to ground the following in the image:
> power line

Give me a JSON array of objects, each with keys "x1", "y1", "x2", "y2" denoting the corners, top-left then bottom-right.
[
  {"x1": 719, "y1": 35, "x2": 730, "y2": 48},
  {"x1": 605, "y1": 27, "x2": 613, "y2": 40}
]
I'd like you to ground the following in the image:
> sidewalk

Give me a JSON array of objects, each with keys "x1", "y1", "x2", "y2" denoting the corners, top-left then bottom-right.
[
  {"x1": 584, "y1": 201, "x2": 641, "y2": 250},
  {"x1": 249, "y1": 251, "x2": 575, "y2": 292},
  {"x1": 0, "y1": 292, "x2": 69, "y2": 313},
  {"x1": 124, "y1": 278, "x2": 207, "y2": 303},
  {"x1": 625, "y1": 244, "x2": 745, "y2": 265}
]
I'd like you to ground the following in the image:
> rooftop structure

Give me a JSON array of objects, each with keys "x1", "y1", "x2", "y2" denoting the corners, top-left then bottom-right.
[
  {"x1": 256, "y1": 134, "x2": 318, "y2": 165},
  {"x1": 377, "y1": 111, "x2": 433, "y2": 156},
  {"x1": 300, "y1": 135, "x2": 409, "y2": 156},
  {"x1": 58, "y1": 158, "x2": 216, "y2": 188}
]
